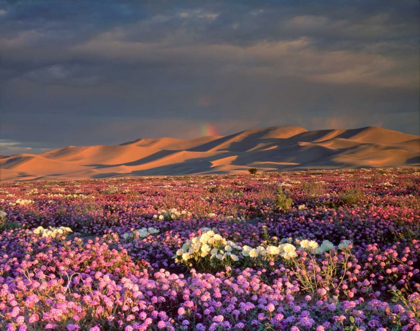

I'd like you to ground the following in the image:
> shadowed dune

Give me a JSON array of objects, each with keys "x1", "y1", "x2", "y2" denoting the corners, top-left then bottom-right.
[{"x1": 1, "y1": 126, "x2": 419, "y2": 181}]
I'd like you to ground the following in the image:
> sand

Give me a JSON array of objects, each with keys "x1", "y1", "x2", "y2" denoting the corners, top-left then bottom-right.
[{"x1": 1, "y1": 126, "x2": 419, "y2": 181}]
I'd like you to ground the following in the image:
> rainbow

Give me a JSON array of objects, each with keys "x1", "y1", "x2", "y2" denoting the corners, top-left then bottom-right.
[{"x1": 201, "y1": 124, "x2": 218, "y2": 136}]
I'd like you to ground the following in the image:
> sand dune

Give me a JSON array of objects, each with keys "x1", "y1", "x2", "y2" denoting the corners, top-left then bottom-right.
[
  {"x1": 122, "y1": 136, "x2": 223, "y2": 150},
  {"x1": 344, "y1": 127, "x2": 419, "y2": 144},
  {"x1": 43, "y1": 145, "x2": 161, "y2": 166},
  {"x1": 1, "y1": 126, "x2": 419, "y2": 181}
]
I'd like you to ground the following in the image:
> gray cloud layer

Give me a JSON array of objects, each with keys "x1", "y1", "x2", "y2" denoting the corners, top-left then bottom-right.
[{"x1": 0, "y1": 0, "x2": 419, "y2": 155}]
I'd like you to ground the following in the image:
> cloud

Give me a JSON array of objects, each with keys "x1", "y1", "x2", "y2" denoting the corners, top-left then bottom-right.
[
  {"x1": 0, "y1": 140, "x2": 20, "y2": 147},
  {"x1": 0, "y1": 0, "x2": 418, "y2": 154},
  {"x1": 178, "y1": 10, "x2": 219, "y2": 21},
  {"x1": 0, "y1": 113, "x2": 257, "y2": 150},
  {"x1": 0, "y1": 140, "x2": 52, "y2": 156},
  {"x1": 5, "y1": 25, "x2": 417, "y2": 89}
]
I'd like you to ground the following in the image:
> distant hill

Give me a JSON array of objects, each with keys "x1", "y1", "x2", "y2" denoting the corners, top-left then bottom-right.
[{"x1": 1, "y1": 126, "x2": 419, "y2": 181}]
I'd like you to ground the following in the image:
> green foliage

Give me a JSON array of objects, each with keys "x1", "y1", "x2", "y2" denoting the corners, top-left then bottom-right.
[
  {"x1": 292, "y1": 249, "x2": 353, "y2": 296},
  {"x1": 339, "y1": 188, "x2": 363, "y2": 206},
  {"x1": 248, "y1": 168, "x2": 258, "y2": 175},
  {"x1": 302, "y1": 181, "x2": 325, "y2": 198},
  {"x1": 275, "y1": 189, "x2": 293, "y2": 212},
  {"x1": 391, "y1": 287, "x2": 420, "y2": 321},
  {"x1": 0, "y1": 222, "x2": 23, "y2": 232},
  {"x1": 323, "y1": 188, "x2": 364, "y2": 209},
  {"x1": 388, "y1": 222, "x2": 420, "y2": 242}
]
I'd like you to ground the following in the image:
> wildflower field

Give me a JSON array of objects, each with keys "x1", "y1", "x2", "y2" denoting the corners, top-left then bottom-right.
[{"x1": 0, "y1": 168, "x2": 419, "y2": 331}]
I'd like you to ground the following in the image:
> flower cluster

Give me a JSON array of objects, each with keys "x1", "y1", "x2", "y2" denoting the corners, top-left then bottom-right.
[
  {"x1": 242, "y1": 242, "x2": 297, "y2": 260},
  {"x1": 10, "y1": 198, "x2": 34, "y2": 206},
  {"x1": 32, "y1": 226, "x2": 73, "y2": 238},
  {"x1": 123, "y1": 227, "x2": 159, "y2": 239},
  {"x1": 175, "y1": 229, "x2": 242, "y2": 269},
  {"x1": 0, "y1": 168, "x2": 419, "y2": 330},
  {"x1": 153, "y1": 208, "x2": 191, "y2": 221},
  {"x1": 177, "y1": 233, "x2": 355, "y2": 272},
  {"x1": 314, "y1": 240, "x2": 335, "y2": 254}
]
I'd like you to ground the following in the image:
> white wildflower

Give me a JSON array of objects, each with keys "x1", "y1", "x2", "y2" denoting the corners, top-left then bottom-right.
[
  {"x1": 338, "y1": 240, "x2": 352, "y2": 250},
  {"x1": 308, "y1": 241, "x2": 319, "y2": 249},
  {"x1": 242, "y1": 245, "x2": 252, "y2": 257},
  {"x1": 256, "y1": 246, "x2": 266, "y2": 256},
  {"x1": 249, "y1": 249, "x2": 258, "y2": 258},
  {"x1": 266, "y1": 245, "x2": 280, "y2": 255},
  {"x1": 300, "y1": 240, "x2": 310, "y2": 249},
  {"x1": 0, "y1": 210, "x2": 7, "y2": 220}
]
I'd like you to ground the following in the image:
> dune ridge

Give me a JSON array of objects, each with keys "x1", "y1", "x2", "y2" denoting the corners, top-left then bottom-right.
[{"x1": 1, "y1": 126, "x2": 419, "y2": 181}]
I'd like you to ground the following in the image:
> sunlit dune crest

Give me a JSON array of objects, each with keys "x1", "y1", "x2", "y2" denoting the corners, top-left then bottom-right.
[{"x1": 1, "y1": 126, "x2": 419, "y2": 181}]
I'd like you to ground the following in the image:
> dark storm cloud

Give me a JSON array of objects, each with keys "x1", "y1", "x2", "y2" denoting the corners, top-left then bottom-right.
[{"x1": 0, "y1": 0, "x2": 419, "y2": 155}]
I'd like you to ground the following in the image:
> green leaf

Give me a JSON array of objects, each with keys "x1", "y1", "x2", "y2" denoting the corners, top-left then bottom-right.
[{"x1": 349, "y1": 316, "x2": 355, "y2": 324}]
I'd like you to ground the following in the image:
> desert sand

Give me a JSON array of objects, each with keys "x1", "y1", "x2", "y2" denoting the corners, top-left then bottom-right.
[{"x1": 1, "y1": 126, "x2": 419, "y2": 181}]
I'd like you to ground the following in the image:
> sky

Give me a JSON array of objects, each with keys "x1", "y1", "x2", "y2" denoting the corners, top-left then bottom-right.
[{"x1": 0, "y1": 0, "x2": 419, "y2": 155}]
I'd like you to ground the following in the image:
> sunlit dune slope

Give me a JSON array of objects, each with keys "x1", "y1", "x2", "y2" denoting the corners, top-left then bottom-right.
[{"x1": 1, "y1": 126, "x2": 418, "y2": 181}]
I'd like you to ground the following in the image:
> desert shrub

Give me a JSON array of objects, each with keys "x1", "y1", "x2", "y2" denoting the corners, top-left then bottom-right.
[
  {"x1": 275, "y1": 188, "x2": 293, "y2": 212},
  {"x1": 0, "y1": 210, "x2": 21, "y2": 232},
  {"x1": 302, "y1": 181, "x2": 325, "y2": 198},
  {"x1": 0, "y1": 221, "x2": 22, "y2": 232},
  {"x1": 0, "y1": 210, "x2": 6, "y2": 224},
  {"x1": 388, "y1": 222, "x2": 420, "y2": 242},
  {"x1": 324, "y1": 188, "x2": 364, "y2": 208},
  {"x1": 292, "y1": 241, "x2": 354, "y2": 296},
  {"x1": 391, "y1": 290, "x2": 420, "y2": 322},
  {"x1": 339, "y1": 188, "x2": 364, "y2": 205},
  {"x1": 248, "y1": 167, "x2": 258, "y2": 175},
  {"x1": 100, "y1": 185, "x2": 119, "y2": 194}
]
